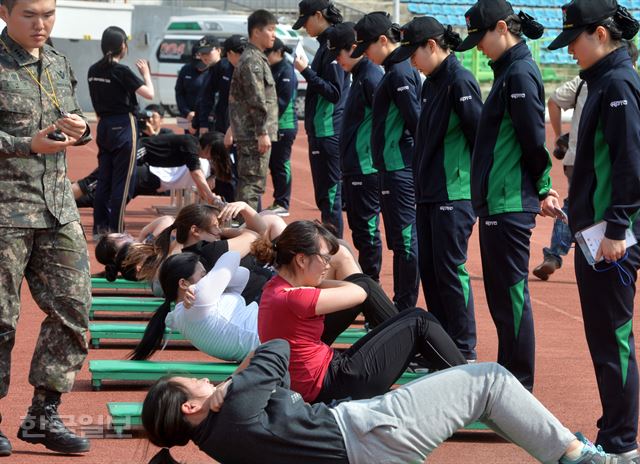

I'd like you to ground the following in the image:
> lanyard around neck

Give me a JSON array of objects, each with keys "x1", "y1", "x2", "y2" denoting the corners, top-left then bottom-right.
[{"x1": 0, "y1": 36, "x2": 63, "y2": 114}]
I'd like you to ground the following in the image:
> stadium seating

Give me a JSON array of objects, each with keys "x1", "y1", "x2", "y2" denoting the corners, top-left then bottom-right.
[{"x1": 403, "y1": 0, "x2": 640, "y2": 74}]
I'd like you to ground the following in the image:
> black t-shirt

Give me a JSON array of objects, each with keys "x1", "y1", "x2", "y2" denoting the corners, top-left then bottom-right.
[
  {"x1": 138, "y1": 134, "x2": 201, "y2": 171},
  {"x1": 182, "y1": 240, "x2": 273, "y2": 303},
  {"x1": 87, "y1": 61, "x2": 144, "y2": 116}
]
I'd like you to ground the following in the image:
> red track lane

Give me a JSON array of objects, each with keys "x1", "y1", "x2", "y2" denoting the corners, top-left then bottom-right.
[{"x1": 1, "y1": 121, "x2": 637, "y2": 463}]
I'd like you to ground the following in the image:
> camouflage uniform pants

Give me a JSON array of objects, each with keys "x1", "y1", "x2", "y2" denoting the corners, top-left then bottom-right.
[
  {"x1": 235, "y1": 139, "x2": 271, "y2": 211},
  {"x1": 0, "y1": 221, "x2": 90, "y2": 398}
]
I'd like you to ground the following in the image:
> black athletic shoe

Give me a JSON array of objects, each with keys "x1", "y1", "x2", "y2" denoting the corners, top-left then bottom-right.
[
  {"x1": 0, "y1": 428, "x2": 11, "y2": 457},
  {"x1": 17, "y1": 397, "x2": 90, "y2": 454}
]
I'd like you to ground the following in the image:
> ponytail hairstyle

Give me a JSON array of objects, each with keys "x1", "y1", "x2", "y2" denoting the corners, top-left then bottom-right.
[
  {"x1": 143, "y1": 377, "x2": 195, "y2": 464},
  {"x1": 321, "y1": 3, "x2": 343, "y2": 25},
  {"x1": 99, "y1": 26, "x2": 128, "y2": 66},
  {"x1": 124, "y1": 203, "x2": 222, "y2": 281},
  {"x1": 384, "y1": 23, "x2": 403, "y2": 44},
  {"x1": 432, "y1": 25, "x2": 462, "y2": 51},
  {"x1": 251, "y1": 220, "x2": 339, "y2": 268},
  {"x1": 490, "y1": 11, "x2": 544, "y2": 40},
  {"x1": 95, "y1": 233, "x2": 137, "y2": 282},
  {"x1": 130, "y1": 253, "x2": 202, "y2": 360},
  {"x1": 623, "y1": 38, "x2": 639, "y2": 65},
  {"x1": 586, "y1": 5, "x2": 639, "y2": 43}
]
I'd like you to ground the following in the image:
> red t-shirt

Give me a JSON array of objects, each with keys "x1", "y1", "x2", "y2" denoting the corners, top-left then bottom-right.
[{"x1": 258, "y1": 275, "x2": 334, "y2": 402}]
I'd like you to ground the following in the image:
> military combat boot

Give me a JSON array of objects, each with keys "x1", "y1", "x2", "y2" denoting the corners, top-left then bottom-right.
[
  {"x1": 0, "y1": 413, "x2": 11, "y2": 457},
  {"x1": 17, "y1": 390, "x2": 90, "y2": 454}
]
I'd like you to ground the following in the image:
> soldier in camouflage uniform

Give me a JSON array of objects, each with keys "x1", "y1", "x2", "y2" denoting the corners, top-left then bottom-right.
[
  {"x1": 228, "y1": 9, "x2": 279, "y2": 211},
  {"x1": 0, "y1": 0, "x2": 91, "y2": 456}
]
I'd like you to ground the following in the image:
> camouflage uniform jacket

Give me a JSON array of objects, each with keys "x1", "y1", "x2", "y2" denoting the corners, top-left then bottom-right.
[
  {"x1": 0, "y1": 28, "x2": 91, "y2": 228},
  {"x1": 229, "y1": 43, "x2": 278, "y2": 143}
]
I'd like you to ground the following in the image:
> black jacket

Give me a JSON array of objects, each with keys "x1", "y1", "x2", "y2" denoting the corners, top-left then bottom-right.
[
  {"x1": 301, "y1": 28, "x2": 349, "y2": 139},
  {"x1": 340, "y1": 58, "x2": 383, "y2": 176},
  {"x1": 570, "y1": 47, "x2": 640, "y2": 239},
  {"x1": 192, "y1": 339, "x2": 349, "y2": 464},
  {"x1": 471, "y1": 41, "x2": 552, "y2": 217},
  {"x1": 414, "y1": 54, "x2": 482, "y2": 203}
]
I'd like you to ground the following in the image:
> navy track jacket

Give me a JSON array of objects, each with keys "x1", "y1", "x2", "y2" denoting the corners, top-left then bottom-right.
[
  {"x1": 339, "y1": 58, "x2": 383, "y2": 176},
  {"x1": 175, "y1": 62, "x2": 209, "y2": 118},
  {"x1": 271, "y1": 58, "x2": 298, "y2": 132},
  {"x1": 471, "y1": 41, "x2": 552, "y2": 217},
  {"x1": 371, "y1": 47, "x2": 422, "y2": 173},
  {"x1": 571, "y1": 47, "x2": 640, "y2": 240},
  {"x1": 301, "y1": 28, "x2": 349, "y2": 139},
  {"x1": 414, "y1": 53, "x2": 482, "y2": 203},
  {"x1": 197, "y1": 58, "x2": 234, "y2": 132}
]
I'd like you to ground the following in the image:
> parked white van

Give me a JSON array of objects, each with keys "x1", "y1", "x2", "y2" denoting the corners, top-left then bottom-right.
[{"x1": 151, "y1": 15, "x2": 308, "y2": 118}]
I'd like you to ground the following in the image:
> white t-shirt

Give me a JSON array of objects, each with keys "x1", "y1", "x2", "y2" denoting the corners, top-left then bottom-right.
[
  {"x1": 550, "y1": 76, "x2": 588, "y2": 167},
  {"x1": 150, "y1": 158, "x2": 211, "y2": 192},
  {"x1": 165, "y1": 250, "x2": 260, "y2": 361}
]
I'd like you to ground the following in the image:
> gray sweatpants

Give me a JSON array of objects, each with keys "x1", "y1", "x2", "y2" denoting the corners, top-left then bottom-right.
[{"x1": 331, "y1": 362, "x2": 576, "y2": 464}]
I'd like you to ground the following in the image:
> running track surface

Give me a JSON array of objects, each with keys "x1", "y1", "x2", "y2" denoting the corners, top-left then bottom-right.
[{"x1": 2, "y1": 121, "x2": 638, "y2": 464}]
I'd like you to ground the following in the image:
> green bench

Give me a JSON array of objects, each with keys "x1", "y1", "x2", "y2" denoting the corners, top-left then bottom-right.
[
  {"x1": 89, "y1": 359, "x2": 238, "y2": 390},
  {"x1": 89, "y1": 297, "x2": 164, "y2": 320},
  {"x1": 106, "y1": 402, "x2": 489, "y2": 437},
  {"x1": 89, "y1": 358, "x2": 424, "y2": 391},
  {"x1": 88, "y1": 323, "x2": 367, "y2": 349},
  {"x1": 91, "y1": 277, "x2": 151, "y2": 291},
  {"x1": 108, "y1": 402, "x2": 142, "y2": 436}
]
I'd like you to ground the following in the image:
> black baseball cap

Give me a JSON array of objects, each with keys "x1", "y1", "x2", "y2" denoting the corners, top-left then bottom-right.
[
  {"x1": 457, "y1": 0, "x2": 514, "y2": 52},
  {"x1": 548, "y1": 0, "x2": 618, "y2": 50},
  {"x1": 293, "y1": 0, "x2": 331, "y2": 29},
  {"x1": 265, "y1": 37, "x2": 293, "y2": 55},
  {"x1": 352, "y1": 11, "x2": 393, "y2": 58},
  {"x1": 196, "y1": 35, "x2": 220, "y2": 54},
  {"x1": 395, "y1": 16, "x2": 445, "y2": 63},
  {"x1": 223, "y1": 35, "x2": 247, "y2": 56},
  {"x1": 326, "y1": 22, "x2": 357, "y2": 58}
]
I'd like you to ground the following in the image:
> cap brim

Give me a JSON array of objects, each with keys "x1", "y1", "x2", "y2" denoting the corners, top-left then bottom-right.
[
  {"x1": 350, "y1": 41, "x2": 372, "y2": 59},
  {"x1": 455, "y1": 31, "x2": 485, "y2": 52},
  {"x1": 393, "y1": 44, "x2": 419, "y2": 64},
  {"x1": 292, "y1": 15, "x2": 309, "y2": 30},
  {"x1": 197, "y1": 47, "x2": 213, "y2": 54},
  {"x1": 547, "y1": 27, "x2": 584, "y2": 50}
]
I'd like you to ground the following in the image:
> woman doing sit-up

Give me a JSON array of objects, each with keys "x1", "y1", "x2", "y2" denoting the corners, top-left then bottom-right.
[
  {"x1": 141, "y1": 338, "x2": 615, "y2": 464},
  {"x1": 253, "y1": 220, "x2": 467, "y2": 403}
]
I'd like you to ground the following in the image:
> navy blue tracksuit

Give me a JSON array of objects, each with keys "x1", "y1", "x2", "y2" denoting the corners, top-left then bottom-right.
[
  {"x1": 196, "y1": 58, "x2": 234, "y2": 133},
  {"x1": 472, "y1": 42, "x2": 552, "y2": 391},
  {"x1": 414, "y1": 54, "x2": 482, "y2": 360},
  {"x1": 340, "y1": 58, "x2": 384, "y2": 281},
  {"x1": 88, "y1": 60, "x2": 144, "y2": 235},
  {"x1": 175, "y1": 61, "x2": 209, "y2": 119},
  {"x1": 269, "y1": 58, "x2": 298, "y2": 210},
  {"x1": 301, "y1": 28, "x2": 349, "y2": 237},
  {"x1": 371, "y1": 48, "x2": 422, "y2": 309},
  {"x1": 196, "y1": 58, "x2": 236, "y2": 200},
  {"x1": 571, "y1": 48, "x2": 640, "y2": 454}
]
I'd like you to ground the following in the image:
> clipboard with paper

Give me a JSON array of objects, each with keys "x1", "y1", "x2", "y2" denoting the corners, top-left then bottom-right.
[
  {"x1": 574, "y1": 221, "x2": 638, "y2": 265},
  {"x1": 293, "y1": 40, "x2": 305, "y2": 60}
]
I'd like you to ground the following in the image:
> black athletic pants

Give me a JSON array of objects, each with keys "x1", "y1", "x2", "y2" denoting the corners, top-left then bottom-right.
[
  {"x1": 321, "y1": 273, "x2": 399, "y2": 345},
  {"x1": 343, "y1": 173, "x2": 382, "y2": 282},
  {"x1": 478, "y1": 212, "x2": 536, "y2": 391},
  {"x1": 315, "y1": 308, "x2": 466, "y2": 403},
  {"x1": 416, "y1": 200, "x2": 477, "y2": 360},
  {"x1": 575, "y1": 242, "x2": 640, "y2": 453}
]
